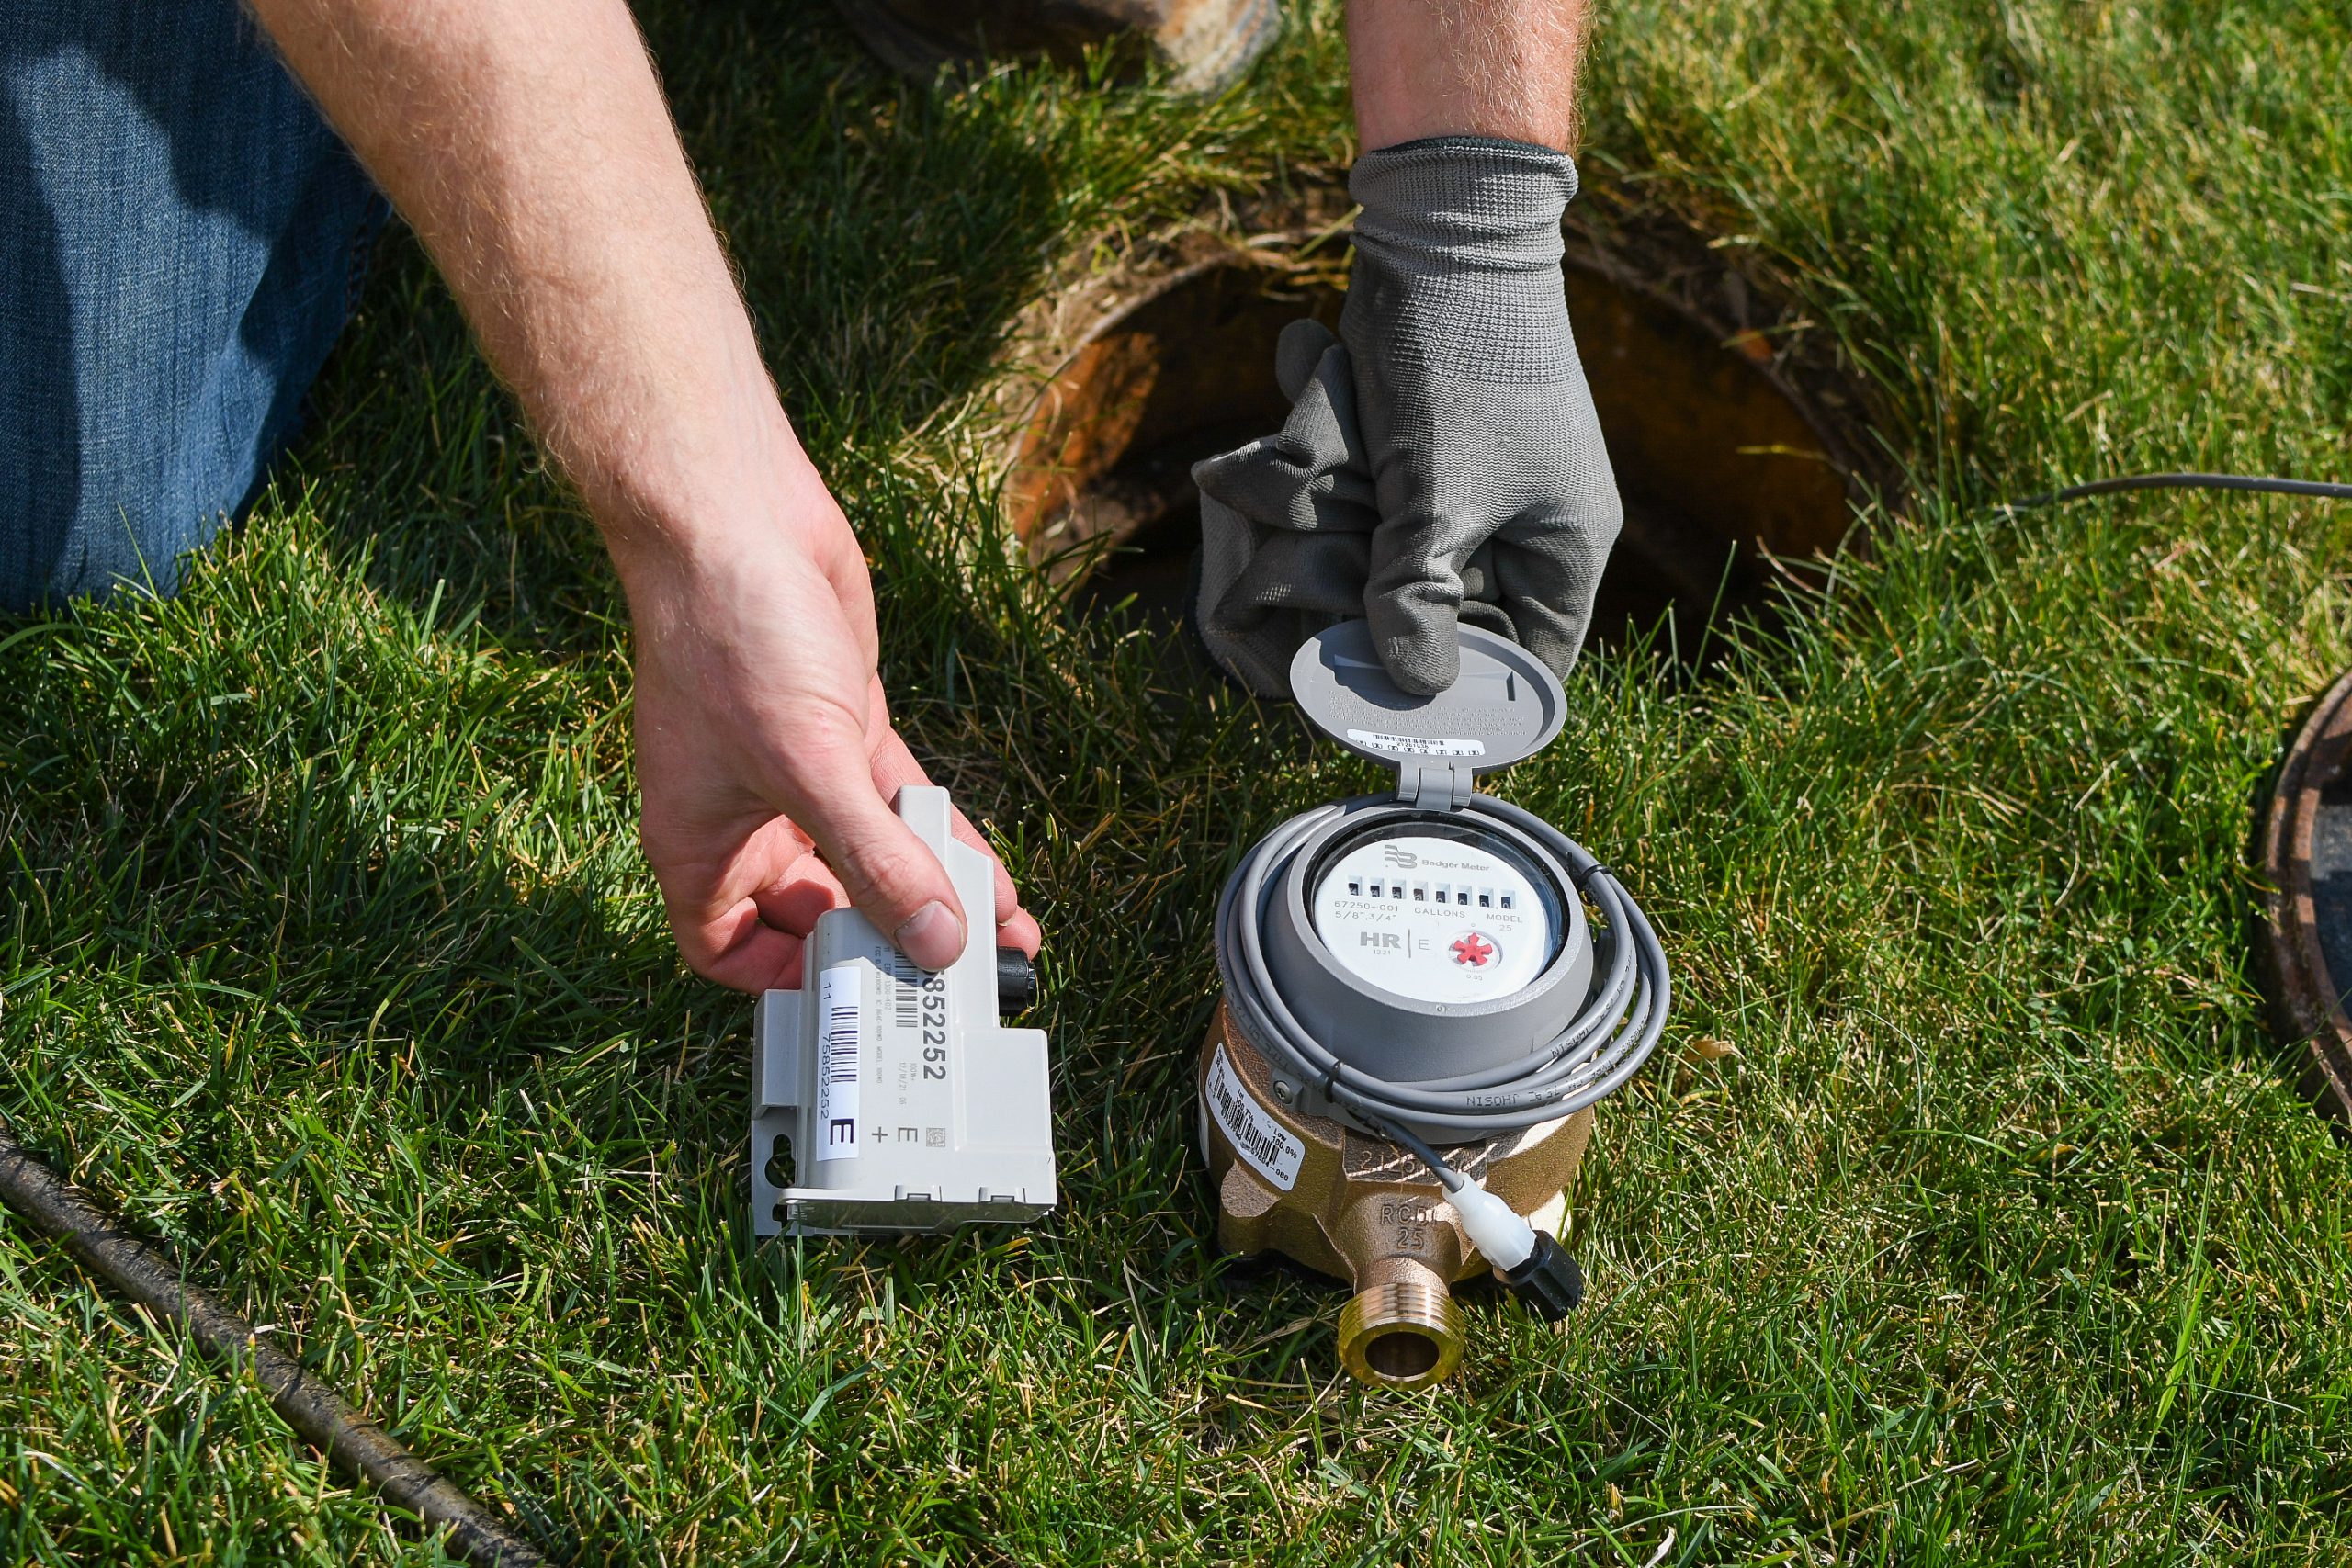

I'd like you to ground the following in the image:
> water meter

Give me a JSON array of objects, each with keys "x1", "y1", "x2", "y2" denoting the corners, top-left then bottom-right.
[{"x1": 1203, "y1": 621, "x2": 1669, "y2": 1388}]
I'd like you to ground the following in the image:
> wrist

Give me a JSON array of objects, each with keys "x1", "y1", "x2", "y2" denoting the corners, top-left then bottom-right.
[
  {"x1": 1348, "y1": 137, "x2": 1578, "y2": 247},
  {"x1": 532, "y1": 317, "x2": 831, "y2": 593},
  {"x1": 1346, "y1": 0, "x2": 1585, "y2": 152},
  {"x1": 1341, "y1": 138, "x2": 1577, "y2": 380},
  {"x1": 592, "y1": 425, "x2": 842, "y2": 615}
]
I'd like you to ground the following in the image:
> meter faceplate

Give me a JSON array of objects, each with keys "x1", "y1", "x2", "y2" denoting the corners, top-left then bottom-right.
[
  {"x1": 1308, "y1": 827, "x2": 1563, "y2": 1004},
  {"x1": 1257, "y1": 801, "x2": 1592, "y2": 1089},
  {"x1": 1228, "y1": 621, "x2": 1594, "y2": 1112}
]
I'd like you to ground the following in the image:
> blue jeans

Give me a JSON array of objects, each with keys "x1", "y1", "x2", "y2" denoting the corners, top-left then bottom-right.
[{"x1": 0, "y1": 0, "x2": 387, "y2": 612}]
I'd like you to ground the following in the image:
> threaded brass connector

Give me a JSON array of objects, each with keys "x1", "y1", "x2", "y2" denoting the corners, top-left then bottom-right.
[
  {"x1": 1336, "y1": 1266, "x2": 1465, "y2": 1391},
  {"x1": 1203, "y1": 1009, "x2": 1591, "y2": 1392}
]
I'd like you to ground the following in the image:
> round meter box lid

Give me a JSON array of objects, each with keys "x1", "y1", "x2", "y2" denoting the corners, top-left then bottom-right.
[{"x1": 1288, "y1": 620, "x2": 1567, "y2": 792}]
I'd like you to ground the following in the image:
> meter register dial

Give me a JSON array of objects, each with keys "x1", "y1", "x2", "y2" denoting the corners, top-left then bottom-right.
[{"x1": 1309, "y1": 832, "x2": 1558, "y2": 1004}]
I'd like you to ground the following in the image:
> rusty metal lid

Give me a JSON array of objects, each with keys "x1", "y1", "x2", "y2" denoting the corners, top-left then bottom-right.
[{"x1": 2256, "y1": 665, "x2": 2352, "y2": 1124}]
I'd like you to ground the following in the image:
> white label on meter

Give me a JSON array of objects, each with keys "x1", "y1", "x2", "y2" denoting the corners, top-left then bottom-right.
[
  {"x1": 1345, "y1": 728, "x2": 1485, "y2": 759},
  {"x1": 815, "y1": 964, "x2": 865, "y2": 1161},
  {"x1": 1206, "y1": 1044, "x2": 1304, "y2": 1190},
  {"x1": 1311, "y1": 833, "x2": 1555, "y2": 1003}
]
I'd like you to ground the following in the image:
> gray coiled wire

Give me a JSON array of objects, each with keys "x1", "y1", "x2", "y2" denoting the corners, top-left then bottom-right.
[{"x1": 1216, "y1": 791, "x2": 1670, "y2": 1173}]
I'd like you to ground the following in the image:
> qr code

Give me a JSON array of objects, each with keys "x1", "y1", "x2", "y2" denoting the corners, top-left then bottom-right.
[{"x1": 926, "y1": 1127, "x2": 945, "y2": 1147}]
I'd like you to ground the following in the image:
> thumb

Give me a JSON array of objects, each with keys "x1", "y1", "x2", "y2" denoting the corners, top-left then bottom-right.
[
  {"x1": 1273, "y1": 317, "x2": 1340, "y2": 401},
  {"x1": 1363, "y1": 553, "x2": 1464, "y2": 695},
  {"x1": 789, "y1": 763, "x2": 969, "y2": 971}
]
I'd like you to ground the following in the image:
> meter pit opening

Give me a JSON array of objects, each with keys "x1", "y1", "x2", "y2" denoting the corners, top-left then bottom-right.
[{"x1": 1003, "y1": 229, "x2": 1884, "y2": 660}]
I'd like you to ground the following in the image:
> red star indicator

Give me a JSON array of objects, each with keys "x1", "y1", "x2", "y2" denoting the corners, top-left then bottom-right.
[{"x1": 1451, "y1": 931, "x2": 1496, "y2": 967}]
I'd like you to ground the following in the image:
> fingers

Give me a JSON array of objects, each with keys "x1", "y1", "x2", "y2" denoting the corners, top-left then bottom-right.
[
  {"x1": 1488, "y1": 529, "x2": 1607, "y2": 681},
  {"x1": 677, "y1": 899, "x2": 807, "y2": 992},
  {"x1": 1274, "y1": 317, "x2": 1340, "y2": 400},
  {"x1": 750, "y1": 856, "x2": 847, "y2": 940},
  {"x1": 995, "y1": 906, "x2": 1044, "y2": 958},
  {"x1": 779, "y1": 714, "x2": 970, "y2": 970},
  {"x1": 1192, "y1": 327, "x2": 1385, "y2": 694},
  {"x1": 653, "y1": 816, "x2": 831, "y2": 994},
  {"x1": 868, "y1": 686, "x2": 1035, "y2": 947},
  {"x1": 1363, "y1": 447, "x2": 1469, "y2": 694},
  {"x1": 816, "y1": 795, "x2": 968, "y2": 969},
  {"x1": 1193, "y1": 339, "x2": 1373, "y2": 533},
  {"x1": 1363, "y1": 563, "x2": 1464, "y2": 695}
]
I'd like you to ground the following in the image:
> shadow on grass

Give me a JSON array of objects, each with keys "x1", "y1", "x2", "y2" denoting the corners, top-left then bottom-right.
[{"x1": 0, "y1": 547, "x2": 741, "y2": 1259}]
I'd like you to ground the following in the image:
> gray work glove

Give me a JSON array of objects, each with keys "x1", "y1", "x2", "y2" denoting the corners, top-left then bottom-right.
[{"x1": 1193, "y1": 137, "x2": 1623, "y2": 695}]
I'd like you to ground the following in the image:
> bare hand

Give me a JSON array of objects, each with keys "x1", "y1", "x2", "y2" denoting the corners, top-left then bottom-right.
[
  {"x1": 243, "y1": 0, "x2": 1038, "y2": 989},
  {"x1": 625, "y1": 459, "x2": 1039, "y2": 992}
]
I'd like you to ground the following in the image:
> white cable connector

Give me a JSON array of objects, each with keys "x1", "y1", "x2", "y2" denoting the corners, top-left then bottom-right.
[{"x1": 1446, "y1": 1176, "x2": 1539, "y2": 1272}]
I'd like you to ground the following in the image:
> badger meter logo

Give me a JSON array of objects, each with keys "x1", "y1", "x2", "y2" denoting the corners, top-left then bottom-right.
[{"x1": 1382, "y1": 844, "x2": 1419, "y2": 870}]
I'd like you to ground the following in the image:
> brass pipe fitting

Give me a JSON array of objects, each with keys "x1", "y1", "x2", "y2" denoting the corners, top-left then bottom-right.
[
  {"x1": 1199, "y1": 1001, "x2": 1592, "y2": 1390},
  {"x1": 1337, "y1": 1257, "x2": 1465, "y2": 1390}
]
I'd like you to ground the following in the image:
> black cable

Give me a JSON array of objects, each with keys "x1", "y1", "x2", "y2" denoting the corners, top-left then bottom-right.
[
  {"x1": 1368, "y1": 1112, "x2": 1467, "y2": 1189},
  {"x1": 0, "y1": 1119, "x2": 553, "y2": 1568},
  {"x1": 2004, "y1": 472, "x2": 2352, "y2": 510}
]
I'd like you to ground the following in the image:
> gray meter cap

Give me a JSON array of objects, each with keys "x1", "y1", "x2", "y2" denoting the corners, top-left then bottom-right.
[
  {"x1": 1245, "y1": 622, "x2": 1593, "y2": 1093},
  {"x1": 1287, "y1": 621, "x2": 1566, "y2": 811}
]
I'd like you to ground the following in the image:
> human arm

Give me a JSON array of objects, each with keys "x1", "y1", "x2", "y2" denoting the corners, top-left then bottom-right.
[
  {"x1": 244, "y1": 0, "x2": 1038, "y2": 986},
  {"x1": 1348, "y1": 0, "x2": 1584, "y2": 152},
  {"x1": 1193, "y1": 0, "x2": 1620, "y2": 695}
]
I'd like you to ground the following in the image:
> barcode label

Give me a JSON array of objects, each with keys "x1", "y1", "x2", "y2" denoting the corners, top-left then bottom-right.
[
  {"x1": 876, "y1": 952, "x2": 922, "y2": 1036},
  {"x1": 1345, "y1": 728, "x2": 1485, "y2": 758},
  {"x1": 1205, "y1": 1045, "x2": 1304, "y2": 1191},
  {"x1": 816, "y1": 965, "x2": 864, "y2": 1162}
]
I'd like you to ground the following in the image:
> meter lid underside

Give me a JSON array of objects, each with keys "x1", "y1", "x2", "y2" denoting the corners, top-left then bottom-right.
[{"x1": 1287, "y1": 620, "x2": 1566, "y2": 793}]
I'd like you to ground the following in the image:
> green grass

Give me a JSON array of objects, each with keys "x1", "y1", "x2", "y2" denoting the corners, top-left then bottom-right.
[{"x1": 6, "y1": 0, "x2": 2352, "y2": 1561}]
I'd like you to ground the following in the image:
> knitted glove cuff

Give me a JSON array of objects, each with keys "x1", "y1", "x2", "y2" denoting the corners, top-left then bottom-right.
[
  {"x1": 1344, "y1": 137, "x2": 1579, "y2": 385},
  {"x1": 1348, "y1": 137, "x2": 1577, "y2": 276}
]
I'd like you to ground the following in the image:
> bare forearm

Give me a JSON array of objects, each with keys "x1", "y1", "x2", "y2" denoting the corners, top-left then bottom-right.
[
  {"x1": 1347, "y1": 0, "x2": 1587, "y2": 152},
  {"x1": 243, "y1": 0, "x2": 1026, "y2": 982},
  {"x1": 246, "y1": 0, "x2": 794, "y2": 586}
]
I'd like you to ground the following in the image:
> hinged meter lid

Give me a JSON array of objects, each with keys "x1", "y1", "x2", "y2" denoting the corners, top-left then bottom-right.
[{"x1": 1288, "y1": 620, "x2": 1566, "y2": 809}]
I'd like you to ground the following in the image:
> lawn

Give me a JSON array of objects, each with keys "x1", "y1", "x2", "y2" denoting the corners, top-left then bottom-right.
[{"x1": 5, "y1": 0, "x2": 2351, "y2": 1562}]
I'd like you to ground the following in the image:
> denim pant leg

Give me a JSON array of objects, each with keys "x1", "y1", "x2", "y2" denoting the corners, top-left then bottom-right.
[{"x1": 0, "y1": 0, "x2": 389, "y2": 612}]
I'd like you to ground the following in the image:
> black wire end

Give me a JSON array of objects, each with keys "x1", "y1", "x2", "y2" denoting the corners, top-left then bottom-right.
[
  {"x1": 2003, "y1": 471, "x2": 2352, "y2": 511},
  {"x1": 1498, "y1": 1231, "x2": 1586, "y2": 1321}
]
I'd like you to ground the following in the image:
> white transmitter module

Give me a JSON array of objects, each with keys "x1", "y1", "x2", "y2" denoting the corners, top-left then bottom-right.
[{"x1": 750, "y1": 787, "x2": 1056, "y2": 1237}]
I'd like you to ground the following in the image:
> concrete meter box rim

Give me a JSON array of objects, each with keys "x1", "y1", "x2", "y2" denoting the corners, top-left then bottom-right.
[{"x1": 1286, "y1": 621, "x2": 1566, "y2": 811}]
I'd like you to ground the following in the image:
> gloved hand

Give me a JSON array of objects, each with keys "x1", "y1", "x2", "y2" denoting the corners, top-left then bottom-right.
[{"x1": 1193, "y1": 137, "x2": 1622, "y2": 696}]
